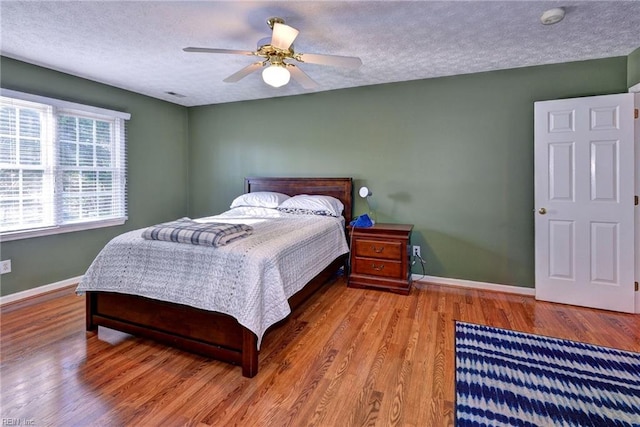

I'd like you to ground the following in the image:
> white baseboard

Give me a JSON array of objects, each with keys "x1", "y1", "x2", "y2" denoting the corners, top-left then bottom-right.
[
  {"x1": 2, "y1": 274, "x2": 634, "y2": 312},
  {"x1": 413, "y1": 274, "x2": 536, "y2": 296},
  {"x1": 416, "y1": 275, "x2": 640, "y2": 313},
  {"x1": 0, "y1": 275, "x2": 82, "y2": 306}
]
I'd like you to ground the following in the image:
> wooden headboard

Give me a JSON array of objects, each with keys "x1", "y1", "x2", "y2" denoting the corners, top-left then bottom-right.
[{"x1": 244, "y1": 177, "x2": 353, "y2": 224}]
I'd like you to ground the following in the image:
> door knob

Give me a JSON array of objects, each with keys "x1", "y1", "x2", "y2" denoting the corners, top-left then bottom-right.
[{"x1": 538, "y1": 208, "x2": 547, "y2": 215}]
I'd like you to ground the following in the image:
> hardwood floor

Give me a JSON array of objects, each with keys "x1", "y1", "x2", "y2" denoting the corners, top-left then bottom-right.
[{"x1": 2, "y1": 279, "x2": 639, "y2": 426}]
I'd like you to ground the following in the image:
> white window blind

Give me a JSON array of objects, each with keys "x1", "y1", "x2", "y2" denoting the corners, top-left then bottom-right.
[{"x1": 0, "y1": 89, "x2": 130, "y2": 241}]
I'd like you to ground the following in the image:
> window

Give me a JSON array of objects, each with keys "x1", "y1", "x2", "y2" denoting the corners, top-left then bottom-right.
[{"x1": 0, "y1": 89, "x2": 130, "y2": 241}]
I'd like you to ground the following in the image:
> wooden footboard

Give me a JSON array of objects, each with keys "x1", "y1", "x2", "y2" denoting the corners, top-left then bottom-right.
[{"x1": 85, "y1": 255, "x2": 346, "y2": 377}]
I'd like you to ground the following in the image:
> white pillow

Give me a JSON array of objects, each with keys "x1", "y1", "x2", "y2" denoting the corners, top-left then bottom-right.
[
  {"x1": 230, "y1": 191, "x2": 290, "y2": 209},
  {"x1": 277, "y1": 194, "x2": 344, "y2": 217}
]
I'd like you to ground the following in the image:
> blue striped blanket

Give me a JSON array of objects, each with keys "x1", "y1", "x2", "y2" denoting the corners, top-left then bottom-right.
[{"x1": 142, "y1": 218, "x2": 252, "y2": 247}]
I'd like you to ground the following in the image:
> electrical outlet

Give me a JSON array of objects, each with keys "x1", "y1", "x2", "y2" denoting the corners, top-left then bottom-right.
[
  {"x1": 412, "y1": 245, "x2": 421, "y2": 258},
  {"x1": 1, "y1": 259, "x2": 11, "y2": 274}
]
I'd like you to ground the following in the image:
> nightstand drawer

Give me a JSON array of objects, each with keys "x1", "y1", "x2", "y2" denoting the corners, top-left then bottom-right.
[
  {"x1": 353, "y1": 257, "x2": 403, "y2": 279},
  {"x1": 353, "y1": 239, "x2": 402, "y2": 260}
]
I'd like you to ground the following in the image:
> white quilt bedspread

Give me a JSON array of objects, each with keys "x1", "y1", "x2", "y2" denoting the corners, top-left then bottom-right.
[{"x1": 76, "y1": 207, "x2": 349, "y2": 348}]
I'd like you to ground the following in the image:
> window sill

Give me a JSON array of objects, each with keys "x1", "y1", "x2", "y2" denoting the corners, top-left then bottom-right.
[{"x1": 0, "y1": 218, "x2": 127, "y2": 242}]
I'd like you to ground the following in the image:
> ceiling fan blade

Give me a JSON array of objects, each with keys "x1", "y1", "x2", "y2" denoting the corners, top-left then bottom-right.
[
  {"x1": 287, "y1": 64, "x2": 319, "y2": 90},
  {"x1": 183, "y1": 47, "x2": 255, "y2": 56},
  {"x1": 223, "y1": 62, "x2": 265, "y2": 83},
  {"x1": 296, "y1": 53, "x2": 362, "y2": 69},
  {"x1": 271, "y1": 23, "x2": 299, "y2": 50}
]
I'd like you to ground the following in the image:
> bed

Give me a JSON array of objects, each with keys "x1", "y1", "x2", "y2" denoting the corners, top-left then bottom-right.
[{"x1": 79, "y1": 177, "x2": 353, "y2": 377}]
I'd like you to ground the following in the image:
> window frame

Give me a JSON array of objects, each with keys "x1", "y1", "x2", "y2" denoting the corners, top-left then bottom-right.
[{"x1": 0, "y1": 89, "x2": 131, "y2": 242}]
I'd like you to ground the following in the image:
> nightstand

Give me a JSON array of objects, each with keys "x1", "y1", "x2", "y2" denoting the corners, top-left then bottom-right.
[{"x1": 347, "y1": 223, "x2": 413, "y2": 295}]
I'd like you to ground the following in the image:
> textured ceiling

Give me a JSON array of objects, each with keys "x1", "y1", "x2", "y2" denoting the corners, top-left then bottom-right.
[{"x1": 1, "y1": 1, "x2": 639, "y2": 107}]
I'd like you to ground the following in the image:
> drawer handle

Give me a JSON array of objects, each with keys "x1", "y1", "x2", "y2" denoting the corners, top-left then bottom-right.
[
  {"x1": 371, "y1": 263, "x2": 385, "y2": 271},
  {"x1": 371, "y1": 246, "x2": 384, "y2": 253}
]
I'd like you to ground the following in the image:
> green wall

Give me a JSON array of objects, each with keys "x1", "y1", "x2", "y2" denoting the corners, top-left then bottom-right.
[
  {"x1": 628, "y1": 47, "x2": 640, "y2": 88},
  {"x1": 188, "y1": 57, "x2": 629, "y2": 288},
  {"x1": 0, "y1": 54, "x2": 632, "y2": 296},
  {"x1": 0, "y1": 57, "x2": 189, "y2": 296}
]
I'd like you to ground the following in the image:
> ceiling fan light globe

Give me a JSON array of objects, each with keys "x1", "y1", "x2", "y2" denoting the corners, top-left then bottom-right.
[{"x1": 262, "y1": 65, "x2": 290, "y2": 88}]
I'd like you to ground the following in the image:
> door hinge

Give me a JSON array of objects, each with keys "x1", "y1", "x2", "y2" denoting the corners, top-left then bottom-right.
[
  {"x1": 635, "y1": 108, "x2": 639, "y2": 119},
  {"x1": 636, "y1": 195, "x2": 639, "y2": 206},
  {"x1": 636, "y1": 282, "x2": 639, "y2": 292}
]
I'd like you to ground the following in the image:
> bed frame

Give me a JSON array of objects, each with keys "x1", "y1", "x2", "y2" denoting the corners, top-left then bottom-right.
[{"x1": 85, "y1": 177, "x2": 353, "y2": 377}]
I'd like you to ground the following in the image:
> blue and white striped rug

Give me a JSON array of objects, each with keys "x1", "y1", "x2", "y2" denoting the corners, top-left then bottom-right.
[{"x1": 455, "y1": 322, "x2": 640, "y2": 427}]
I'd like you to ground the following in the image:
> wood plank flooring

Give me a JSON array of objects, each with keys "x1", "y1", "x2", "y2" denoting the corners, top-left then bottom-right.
[{"x1": 2, "y1": 279, "x2": 639, "y2": 426}]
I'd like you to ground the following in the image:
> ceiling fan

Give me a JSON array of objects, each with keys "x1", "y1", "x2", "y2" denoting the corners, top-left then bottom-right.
[{"x1": 183, "y1": 17, "x2": 362, "y2": 89}]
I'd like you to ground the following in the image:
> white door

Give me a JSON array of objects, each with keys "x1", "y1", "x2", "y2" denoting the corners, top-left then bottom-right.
[{"x1": 534, "y1": 93, "x2": 636, "y2": 313}]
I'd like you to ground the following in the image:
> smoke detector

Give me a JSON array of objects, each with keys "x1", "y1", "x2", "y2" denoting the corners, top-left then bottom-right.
[{"x1": 540, "y1": 7, "x2": 565, "y2": 25}]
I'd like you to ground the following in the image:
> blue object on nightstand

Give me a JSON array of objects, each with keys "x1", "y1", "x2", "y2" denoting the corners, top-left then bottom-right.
[{"x1": 350, "y1": 213, "x2": 374, "y2": 228}]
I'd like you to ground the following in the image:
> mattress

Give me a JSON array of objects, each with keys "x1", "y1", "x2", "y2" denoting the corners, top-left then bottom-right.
[{"x1": 76, "y1": 207, "x2": 350, "y2": 347}]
